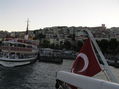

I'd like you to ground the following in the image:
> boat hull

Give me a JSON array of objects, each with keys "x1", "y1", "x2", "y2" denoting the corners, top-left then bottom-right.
[{"x1": 0, "y1": 56, "x2": 37, "y2": 67}]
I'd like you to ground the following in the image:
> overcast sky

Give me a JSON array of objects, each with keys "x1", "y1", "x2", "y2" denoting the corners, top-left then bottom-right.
[{"x1": 0, "y1": 0, "x2": 119, "y2": 32}]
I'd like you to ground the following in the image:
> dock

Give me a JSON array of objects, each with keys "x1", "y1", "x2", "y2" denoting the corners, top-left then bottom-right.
[{"x1": 38, "y1": 48, "x2": 63, "y2": 64}]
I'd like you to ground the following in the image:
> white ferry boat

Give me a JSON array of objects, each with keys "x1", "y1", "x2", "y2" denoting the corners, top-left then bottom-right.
[
  {"x1": 0, "y1": 19, "x2": 39, "y2": 67},
  {"x1": 0, "y1": 38, "x2": 39, "y2": 67}
]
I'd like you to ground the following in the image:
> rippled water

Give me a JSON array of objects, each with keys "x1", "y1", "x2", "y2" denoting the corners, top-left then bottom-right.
[
  {"x1": 0, "y1": 60, "x2": 73, "y2": 89},
  {"x1": 0, "y1": 60, "x2": 118, "y2": 89}
]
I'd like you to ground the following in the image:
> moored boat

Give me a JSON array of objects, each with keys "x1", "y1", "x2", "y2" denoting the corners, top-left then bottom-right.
[
  {"x1": 0, "y1": 19, "x2": 39, "y2": 67},
  {"x1": 0, "y1": 38, "x2": 39, "y2": 67}
]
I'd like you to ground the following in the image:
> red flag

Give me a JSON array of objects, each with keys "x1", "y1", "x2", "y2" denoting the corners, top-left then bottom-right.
[
  {"x1": 71, "y1": 38, "x2": 101, "y2": 76},
  {"x1": 69, "y1": 39, "x2": 102, "y2": 89}
]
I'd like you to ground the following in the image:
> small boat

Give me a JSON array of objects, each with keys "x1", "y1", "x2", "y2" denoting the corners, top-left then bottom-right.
[{"x1": 0, "y1": 38, "x2": 39, "y2": 67}]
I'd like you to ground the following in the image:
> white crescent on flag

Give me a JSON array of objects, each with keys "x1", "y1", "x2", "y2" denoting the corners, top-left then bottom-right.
[{"x1": 77, "y1": 53, "x2": 89, "y2": 72}]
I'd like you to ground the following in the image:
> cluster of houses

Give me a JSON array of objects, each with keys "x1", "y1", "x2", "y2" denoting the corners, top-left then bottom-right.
[
  {"x1": 0, "y1": 24, "x2": 119, "y2": 45},
  {"x1": 32, "y1": 24, "x2": 119, "y2": 45}
]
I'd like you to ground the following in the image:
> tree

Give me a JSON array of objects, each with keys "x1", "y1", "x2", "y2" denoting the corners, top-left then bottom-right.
[
  {"x1": 109, "y1": 38, "x2": 118, "y2": 55},
  {"x1": 63, "y1": 40, "x2": 71, "y2": 50},
  {"x1": 76, "y1": 40, "x2": 83, "y2": 52},
  {"x1": 41, "y1": 40, "x2": 50, "y2": 48},
  {"x1": 99, "y1": 39, "x2": 109, "y2": 53}
]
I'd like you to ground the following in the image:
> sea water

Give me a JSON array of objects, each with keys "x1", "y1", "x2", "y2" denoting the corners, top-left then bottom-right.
[{"x1": 0, "y1": 60, "x2": 118, "y2": 89}]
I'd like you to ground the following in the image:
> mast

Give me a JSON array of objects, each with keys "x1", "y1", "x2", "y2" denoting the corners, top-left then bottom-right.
[
  {"x1": 24, "y1": 18, "x2": 29, "y2": 40},
  {"x1": 26, "y1": 18, "x2": 29, "y2": 35},
  {"x1": 85, "y1": 29, "x2": 118, "y2": 83}
]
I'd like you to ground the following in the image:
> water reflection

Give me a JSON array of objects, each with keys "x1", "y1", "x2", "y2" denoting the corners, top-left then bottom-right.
[{"x1": 0, "y1": 64, "x2": 34, "y2": 89}]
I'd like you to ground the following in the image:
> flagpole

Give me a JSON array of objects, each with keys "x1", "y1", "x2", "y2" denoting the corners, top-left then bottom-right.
[{"x1": 85, "y1": 29, "x2": 118, "y2": 83}]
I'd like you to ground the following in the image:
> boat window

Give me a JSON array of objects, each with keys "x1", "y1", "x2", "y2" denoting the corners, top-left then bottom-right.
[
  {"x1": 10, "y1": 43, "x2": 14, "y2": 47},
  {"x1": 23, "y1": 45, "x2": 26, "y2": 48},
  {"x1": 10, "y1": 43, "x2": 18, "y2": 47},
  {"x1": 0, "y1": 41, "x2": 2, "y2": 46},
  {"x1": 18, "y1": 44, "x2": 23, "y2": 47},
  {"x1": 4, "y1": 43, "x2": 9, "y2": 46},
  {"x1": 10, "y1": 52, "x2": 15, "y2": 59},
  {"x1": 17, "y1": 43, "x2": 26, "y2": 48},
  {"x1": 27, "y1": 45, "x2": 32, "y2": 48}
]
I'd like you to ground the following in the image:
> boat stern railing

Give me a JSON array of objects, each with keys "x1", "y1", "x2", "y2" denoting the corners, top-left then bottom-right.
[{"x1": 56, "y1": 71, "x2": 119, "y2": 89}]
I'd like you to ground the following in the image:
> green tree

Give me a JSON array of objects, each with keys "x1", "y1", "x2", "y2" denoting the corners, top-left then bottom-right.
[
  {"x1": 99, "y1": 39, "x2": 109, "y2": 53},
  {"x1": 42, "y1": 40, "x2": 50, "y2": 48},
  {"x1": 109, "y1": 38, "x2": 118, "y2": 54},
  {"x1": 76, "y1": 40, "x2": 83, "y2": 52},
  {"x1": 63, "y1": 40, "x2": 71, "y2": 50}
]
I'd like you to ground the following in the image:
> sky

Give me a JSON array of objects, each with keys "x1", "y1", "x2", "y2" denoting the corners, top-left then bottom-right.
[{"x1": 0, "y1": 0, "x2": 119, "y2": 32}]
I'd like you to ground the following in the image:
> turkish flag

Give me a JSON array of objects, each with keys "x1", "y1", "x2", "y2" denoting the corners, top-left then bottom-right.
[
  {"x1": 69, "y1": 39, "x2": 102, "y2": 89},
  {"x1": 71, "y1": 38, "x2": 101, "y2": 76}
]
